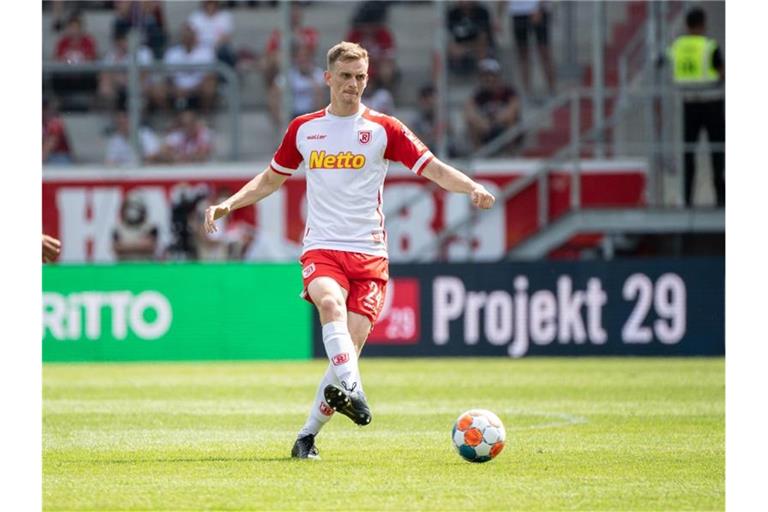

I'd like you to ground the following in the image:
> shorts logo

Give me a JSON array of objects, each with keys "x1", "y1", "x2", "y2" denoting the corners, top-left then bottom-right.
[
  {"x1": 362, "y1": 282, "x2": 382, "y2": 314},
  {"x1": 358, "y1": 130, "x2": 372, "y2": 144},
  {"x1": 319, "y1": 402, "x2": 334, "y2": 416},
  {"x1": 332, "y1": 353, "x2": 350, "y2": 365},
  {"x1": 302, "y1": 263, "x2": 316, "y2": 279}
]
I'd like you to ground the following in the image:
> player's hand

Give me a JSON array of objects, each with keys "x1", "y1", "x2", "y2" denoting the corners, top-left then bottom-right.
[
  {"x1": 204, "y1": 203, "x2": 231, "y2": 233},
  {"x1": 42, "y1": 234, "x2": 61, "y2": 263},
  {"x1": 470, "y1": 185, "x2": 496, "y2": 210}
]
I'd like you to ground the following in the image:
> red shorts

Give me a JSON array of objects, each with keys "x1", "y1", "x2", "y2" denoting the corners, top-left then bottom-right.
[{"x1": 300, "y1": 249, "x2": 389, "y2": 326}]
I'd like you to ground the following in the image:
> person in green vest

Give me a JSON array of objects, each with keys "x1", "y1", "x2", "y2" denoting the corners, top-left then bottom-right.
[{"x1": 668, "y1": 7, "x2": 724, "y2": 206}]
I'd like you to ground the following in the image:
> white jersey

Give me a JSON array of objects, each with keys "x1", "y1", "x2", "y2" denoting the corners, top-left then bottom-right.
[{"x1": 270, "y1": 104, "x2": 434, "y2": 258}]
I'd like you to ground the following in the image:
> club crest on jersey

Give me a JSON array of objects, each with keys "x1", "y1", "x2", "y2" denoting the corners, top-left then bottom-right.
[{"x1": 358, "y1": 130, "x2": 372, "y2": 144}]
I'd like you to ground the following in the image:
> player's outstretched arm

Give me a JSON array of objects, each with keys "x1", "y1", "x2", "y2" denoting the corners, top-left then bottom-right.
[
  {"x1": 421, "y1": 158, "x2": 496, "y2": 209},
  {"x1": 204, "y1": 167, "x2": 289, "y2": 233},
  {"x1": 42, "y1": 234, "x2": 61, "y2": 263}
]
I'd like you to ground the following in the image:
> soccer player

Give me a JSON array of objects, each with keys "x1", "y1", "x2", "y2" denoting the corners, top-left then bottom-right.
[{"x1": 204, "y1": 41, "x2": 495, "y2": 459}]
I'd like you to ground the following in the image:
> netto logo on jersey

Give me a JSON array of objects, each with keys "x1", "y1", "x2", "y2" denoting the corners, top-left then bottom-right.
[{"x1": 309, "y1": 150, "x2": 366, "y2": 170}]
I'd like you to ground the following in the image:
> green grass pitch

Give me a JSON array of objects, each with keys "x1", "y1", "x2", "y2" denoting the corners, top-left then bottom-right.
[{"x1": 43, "y1": 358, "x2": 724, "y2": 511}]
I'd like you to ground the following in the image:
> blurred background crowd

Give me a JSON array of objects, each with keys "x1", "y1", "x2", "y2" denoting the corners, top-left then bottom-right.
[{"x1": 42, "y1": 0, "x2": 725, "y2": 263}]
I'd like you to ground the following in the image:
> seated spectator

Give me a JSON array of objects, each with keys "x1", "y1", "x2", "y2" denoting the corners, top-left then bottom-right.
[
  {"x1": 163, "y1": 23, "x2": 218, "y2": 112},
  {"x1": 363, "y1": 76, "x2": 394, "y2": 115},
  {"x1": 263, "y1": 3, "x2": 319, "y2": 87},
  {"x1": 159, "y1": 110, "x2": 214, "y2": 163},
  {"x1": 447, "y1": 1, "x2": 495, "y2": 76},
  {"x1": 54, "y1": 12, "x2": 98, "y2": 64},
  {"x1": 112, "y1": 192, "x2": 159, "y2": 261},
  {"x1": 268, "y1": 44, "x2": 326, "y2": 126},
  {"x1": 349, "y1": 1, "x2": 391, "y2": 25},
  {"x1": 49, "y1": 0, "x2": 92, "y2": 32},
  {"x1": 104, "y1": 111, "x2": 163, "y2": 166},
  {"x1": 43, "y1": 99, "x2": 74, "y2": 165},
  {"x1": 464, "y1": 59, "x2": 521, "y2": 153},
  {"x1": 188, "y1": 1, "x2": 236, "y2": 67},
  {"x1": 346, "y1": 17, "x2": 398, "y2": 91},
  {"x1": 113, "y1": 0, "x2": 167, "y2": 60},
  {"x1": 410, "y1": 85, "x2": 460, "y2": 157},
  {"x1": 98, "y1": 29, "x2": 167, "y2": 111},
  {"x1": 52, "y1": 12, "x2": 99, "y2": 95},
  {"x1": 410, "y1": 85, "x2": 438, "y2": 150}
]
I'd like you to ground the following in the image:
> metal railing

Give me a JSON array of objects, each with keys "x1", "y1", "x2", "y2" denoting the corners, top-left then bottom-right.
[
  {"x1": 43, "y1": 58, "x2": 242, "y2": 161},
  {"x1": 408, "y1": 84, "x2": 723, "y2": 262}
]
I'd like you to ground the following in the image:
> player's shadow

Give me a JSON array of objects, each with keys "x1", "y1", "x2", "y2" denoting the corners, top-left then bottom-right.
[{"x1": 63, "y1": 456, "x2": 294, "y2": 464}]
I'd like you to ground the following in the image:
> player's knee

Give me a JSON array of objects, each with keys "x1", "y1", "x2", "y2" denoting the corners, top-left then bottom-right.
[{"x1": 317, "y1": 295, "x2": 344, "y2": 321}]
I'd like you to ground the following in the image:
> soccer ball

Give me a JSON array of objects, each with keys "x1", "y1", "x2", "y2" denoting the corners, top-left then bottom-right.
[{"x1": 452, "y1": 409, "x2": 506, "y2": 463}]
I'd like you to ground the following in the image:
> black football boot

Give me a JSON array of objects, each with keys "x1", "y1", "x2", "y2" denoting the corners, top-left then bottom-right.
[
  {"x1": 323, "y1": 382, "x2": 372, "y2": 426},
  {"x1": 291, "y1": 434, "x2": 320, "y2": 460}
]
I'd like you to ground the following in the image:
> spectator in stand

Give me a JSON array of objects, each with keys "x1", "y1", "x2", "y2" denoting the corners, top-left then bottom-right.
[
  {"x1": 43, "y1": 99, "x2": 74, "y2": 165},
  {"x1": 49, "y1": 1, "x2": 101, "y2": 32},
  {"x1": 98, "y1": 29, "x2": 167, "y2": 111},
  {"x1": 362, "y1": 76, "x2": 394, "y2": 115},
  {"x1": 112, "y1": 192, "x2": 159, "y2": 261},
  {"x1": 163, "y1": 23, "x2": 218, "y2": 112},
  {"x1": 464, "y1": 58, "x2": 521, "y2": 153},
  {"x1": 188, "y1": 1, "x2": 237, "y2": 67},
  {"x1": 159, "y1": 110, "x2": 214, "y2": 163},
  {"x1": 410, "y1": 84, "x2": 460, "y2": 158},
  {"x1": 263, "y1": 3, "x2": 319, "y2": 87},
  {"x1": 168, "y1": 182, "x2": 210, "y2": 260},
  {"x1": 113, "y1": 0, "x2": 168, "y2": 60},
  {"x1": 268, "y1": 44, "x2": 326, "y2": 126},
  {"x1": 350, "y1": 1, "x2": 390, "y2": 25},
  {"x1": 54, "y1": 11, "x2": 98, "y2": 63},
  {"x1": 52, "y1": 12, "x2": 99, "y2": 96},
  {"x1": 105, "y1": 111, "x2": 163, "y2": 166},
  {"x1": 410, "y1": 85, "x2": 438, "y2": 149},
  {"x1": 346, "y1": 10, "x2": 398, "y2": 91},
  {"x1": 269, "y1": 47, "x2": 327, "y2": 126},
  {"x1": 447, "y1": 1, "x2": 495, "y2": 76},
  {"x1": 498, "y1": 0, "x2": 556, "y2": 96},
  {"x1": 190, "y1": 188, "x2": 253, "y2": 261},
  {"x1": 191, "y1": 198, "x2": 230, "y2": 260}
]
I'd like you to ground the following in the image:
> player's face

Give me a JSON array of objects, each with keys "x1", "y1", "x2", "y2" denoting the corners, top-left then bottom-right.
[{"x1": 325, "y1": 58, "x2": 368, "y2": 105}]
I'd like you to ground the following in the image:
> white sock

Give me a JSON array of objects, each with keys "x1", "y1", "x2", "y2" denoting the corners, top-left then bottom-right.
[
  {"x1": 297, "y1": 364, "x2": 338, "y2": 438},
  {"x1": 322, "y1": 321, "x2": 362, "y2": 392}
]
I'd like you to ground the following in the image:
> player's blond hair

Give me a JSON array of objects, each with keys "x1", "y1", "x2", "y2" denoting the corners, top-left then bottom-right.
[{"x1": 326, "y1": 41, "x2": 369, "y2": 70}]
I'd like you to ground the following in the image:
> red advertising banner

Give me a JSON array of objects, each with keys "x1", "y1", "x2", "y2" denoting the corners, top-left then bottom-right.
[
  {"x1": 42, "y1": 160, "x2": 645, "y2": 263},
  {"x1": 368, "y1": 278, "x2": 421, "y2": 344}
]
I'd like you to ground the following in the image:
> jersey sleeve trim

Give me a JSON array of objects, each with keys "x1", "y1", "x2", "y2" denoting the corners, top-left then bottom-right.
[
  {"x1": 412, "y1": 151, "x2": 434, "y2": 176},
  {"x1": 270, "y1": 159, "x2": 297, "y2": 175},
  {"x1": 269, "y1": 163, "x2": 292, "y2": 176}
]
